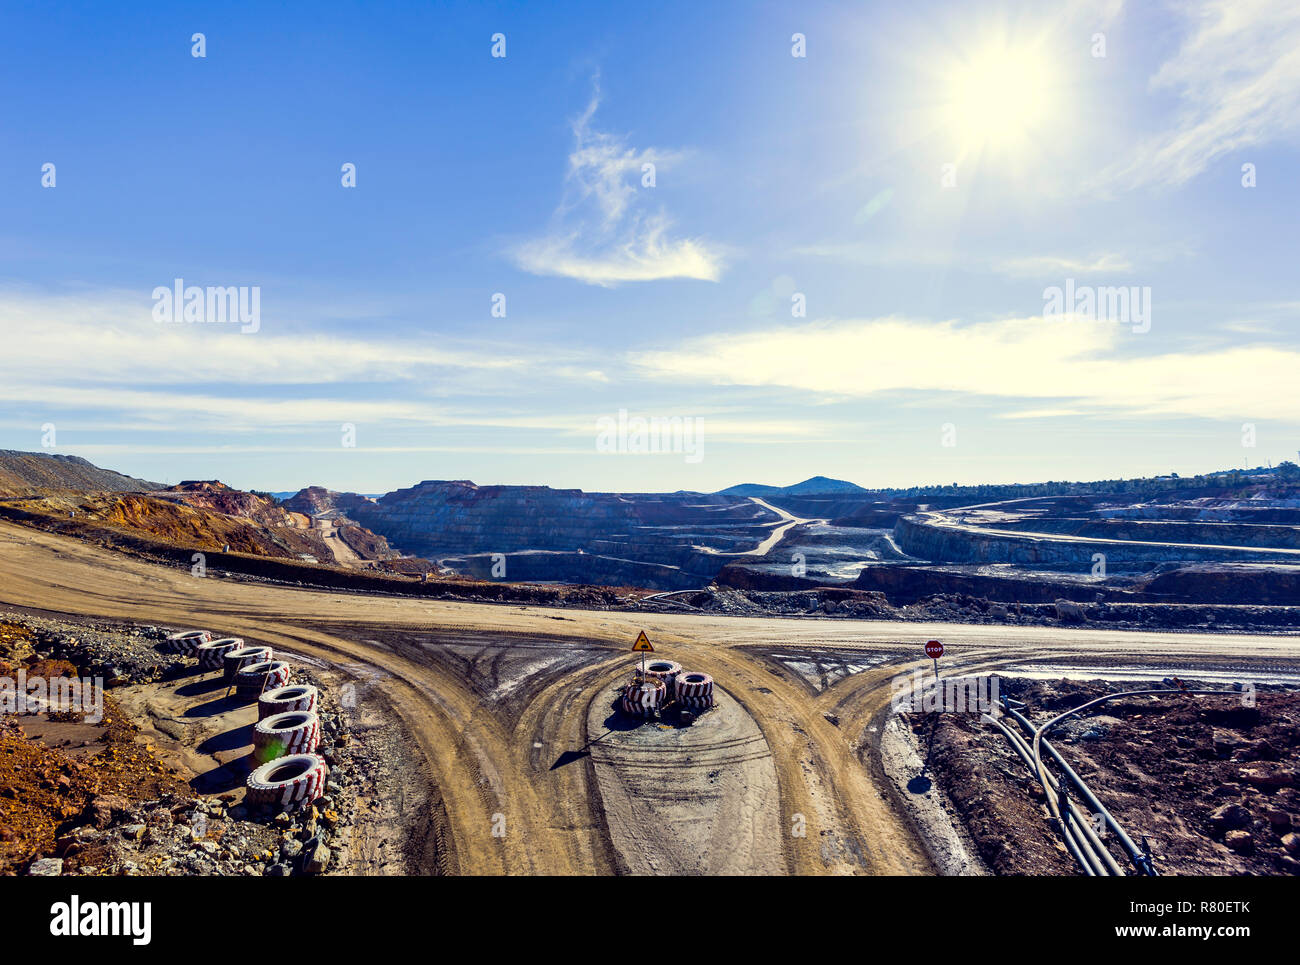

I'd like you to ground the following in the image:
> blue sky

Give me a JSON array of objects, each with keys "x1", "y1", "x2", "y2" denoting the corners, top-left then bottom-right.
[{"x1": 2, "y1": 0, "x2": 1298, "y2": 493}]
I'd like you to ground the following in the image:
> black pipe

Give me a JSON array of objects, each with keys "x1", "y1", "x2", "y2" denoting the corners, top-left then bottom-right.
[
  {"x1": 988, "y1": 715, "x2": 1104, "y2": 876},
  {"x1": 1001, "y1": 701, "x2": 1153, "y2": 874}
]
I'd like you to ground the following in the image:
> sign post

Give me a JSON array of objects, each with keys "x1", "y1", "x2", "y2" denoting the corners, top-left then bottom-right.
[
  {"x1": 924, "y1": 639, "x2": 944, "y2": 686},
  {"x1": 632, "y1": 630, "x2": 654, "y2": 675}
]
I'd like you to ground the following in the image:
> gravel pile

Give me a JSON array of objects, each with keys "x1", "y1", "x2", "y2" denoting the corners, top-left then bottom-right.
[{"x1": 1, "y1": 611, "x2": 178, "y2": 686}]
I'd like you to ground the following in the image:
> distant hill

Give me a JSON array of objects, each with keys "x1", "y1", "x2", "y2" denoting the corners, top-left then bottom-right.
[
  {"x1": 716, "y1": 483, "x2": 782, "y2": 497},
  {"x1": 0, "y1": 450, "x2": 161, "y2": 496},
  {"x1": 718, "y1": 476, "x2": 867, "y2": 497},
  {"x1": 781, "y1": 476, "x2": 868, "y2": 495},
  {"x1": 281, "y1": 486, "x2": 376, "y2": 517}
]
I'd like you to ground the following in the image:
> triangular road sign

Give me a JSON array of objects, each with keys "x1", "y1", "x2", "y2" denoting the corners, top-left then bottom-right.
[{"x1": 631, "y1": 630, "x2": 654, "y2": 653}]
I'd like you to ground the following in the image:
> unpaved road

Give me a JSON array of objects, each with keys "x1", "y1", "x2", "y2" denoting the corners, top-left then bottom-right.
[
  {"x1": 2, "y1": 519, "x2": 1298, "y2": 875},
  {"x1": 317, "y1": 518, "x2": 362, "y2": 566},
  {"x1": 695, "y1": 496, "x2": 823, "y2": 557},
  {"x1": 917, "y1": 505, "x2": 1300, "y2": 560}
]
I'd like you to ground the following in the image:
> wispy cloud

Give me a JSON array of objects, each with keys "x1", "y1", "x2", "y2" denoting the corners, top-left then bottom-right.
[
  {"x1": 0, "y1": 288, "x2": 529, "y2": 388},
  {"x1": 511, "y1": 85, "x2": 725, "y2": 286},
  {"x1": 633, "y1": 314, "x2": 1300, "y2": 422},
  {"x1": 1096, "y1": 0, "x2": 1300, "y2": 190},
  {"x1": 993, "y1": 252, "x2": 1134, "y2": 277},
  {"x1": 1, "y1": 287, "x2": 825, "y2": 447},
  {"x1": 0, "y1": 288, "x2": 577, "y2": 436}
]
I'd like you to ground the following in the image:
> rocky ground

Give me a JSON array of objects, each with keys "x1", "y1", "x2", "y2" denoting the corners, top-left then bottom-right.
[
  {"x1": 1, "y1": 613, "x2": 179, "y2": 688},
  {"x1": 913, "y1": 678, "x2": 1300, "y2": 875},
  {"x1": 0, "y1": 611, "x2": 369, "y2": 876}
]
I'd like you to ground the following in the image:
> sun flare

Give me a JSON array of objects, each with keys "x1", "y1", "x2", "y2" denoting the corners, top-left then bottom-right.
[{"x1": 942, "y1": 42, "x2": 1056, "y2": 157}]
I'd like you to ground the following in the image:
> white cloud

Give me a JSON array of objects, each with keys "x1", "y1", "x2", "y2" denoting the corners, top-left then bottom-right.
[
  {"x1": 632, "y1": 314, "x2": 1300, "y2": 422},
  {"x1": 0, "y1": 288, "x2": 527, "y2": 388},
  {"x1": 1097, "y1": 0, "x2": 1300, "y2": 190},
  {"x1": 0, "y1": 287, "x2": 829, "y2": 444},
  {"x1": 511, "y1": 88, "x2": 725, "y2": 286},
  {"x1": 0, "y1": 288, "x2": 592, "y2": 436},
  {"x1": 515, "y1": 217, "x2": 723, "y2": 286}
]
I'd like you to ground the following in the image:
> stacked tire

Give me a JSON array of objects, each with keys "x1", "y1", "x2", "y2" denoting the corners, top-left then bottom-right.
[
  {"x1": 196, "y1": 637, "x2": 244, "y2": 670},
  {"x1": 223, "y1": 646, "x2": 272, "y2": 685},
  {"x1": 165, "y1": 630, "x2": 211, "y2": 655},
  {"x1": 245, "y1": 754, "x2": 329, "y2": 812},
  {"x1": 252, "y1": 710, "x2": 321, "y2": 764},
  {"x1": 642, "y1": 660, "x2": 682, "y2": 695},
  {"x1": 675, "y1": 671, "x2": 714, "y2": 711},
  {"x1": 234, "y1": 660, "x2": 291, "y2": 700},
  {"x1": 620, "y1": 676, "x2": 666, "y2": 717},
  {"x1": 258, "y1": 684, "x2": 318, "y2": 720}
]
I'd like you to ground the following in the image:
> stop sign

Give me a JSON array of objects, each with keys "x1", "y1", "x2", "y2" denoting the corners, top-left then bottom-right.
[{"x1": 924, "y1": 640, "x2": 944, "y2": 659}]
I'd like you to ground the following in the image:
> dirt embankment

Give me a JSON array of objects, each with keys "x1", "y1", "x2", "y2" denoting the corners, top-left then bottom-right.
[
  {"x1": 0, "y1": 450, "x2": 159, "y2": 495},
  {"x1": 0, "y1": 502, "x2": 640, "y2": 607},
  {"x1": 4, "y1": 491, "x2": 337, "y2": 561},
  {"x1": 0, "y1": 477, "x2": 402, "y2": 570},
  {"x1": 917, "y1": 680, "x2": 1300, "y2": 875}
]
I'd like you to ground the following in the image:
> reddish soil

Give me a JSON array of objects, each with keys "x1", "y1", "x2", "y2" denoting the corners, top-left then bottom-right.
[{"x1": 0, "y1": 621, "x2": 191, "y2": 873}]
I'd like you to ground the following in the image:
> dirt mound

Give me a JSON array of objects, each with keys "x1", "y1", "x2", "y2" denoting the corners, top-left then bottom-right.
[
  {"x1": 281, "y1": 486, "x2": 375, "y2": 517},
  {"x1": 96, "y1": 492, "x2": 322, "y2": 557},
  {"x1": 156, "y1": 480, "x2": 289, "y2": 526},
  {"x1": 18, "y1": 480, "x2": 401, "y2": 568},
  {"x1": 2, "y1": 489, "x2": 394, "y2": 566},
  {"x1": 0, "y1": 450, "x2": 159, "y2": 497}
]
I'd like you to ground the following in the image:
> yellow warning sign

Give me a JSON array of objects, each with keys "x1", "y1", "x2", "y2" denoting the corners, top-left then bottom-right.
[{"x1": 631, "y1": 631, "x2": 654, "y2": 653}]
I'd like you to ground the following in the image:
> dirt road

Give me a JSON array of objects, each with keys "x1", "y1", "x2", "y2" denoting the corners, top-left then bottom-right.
[
  {"x1": 695, "y1": 496, "x2": 823, "y2": 557},
  {"x1": 2, "y1": 519, "x2": 1297, "y2": 875},
  {"x1": 317, "y1": 518, "x2": 362, "y2": 566}
]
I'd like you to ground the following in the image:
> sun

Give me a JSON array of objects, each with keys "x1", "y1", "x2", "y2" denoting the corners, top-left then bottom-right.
[{"x1": 941, "y1": 41, "x2": 1057, "y2": 159}]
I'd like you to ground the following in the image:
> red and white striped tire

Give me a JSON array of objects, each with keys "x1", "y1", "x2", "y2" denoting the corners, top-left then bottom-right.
[
  {"x1": 675, "y1": 671, "x2": 714, "y2": 700},
  {"x1": 642, "y1": 660, "x2": 682, "y2": 693},
  {"x1": 196, "y1": 637, "x2": 244, "y2": 670},
  {"x1": 258, "y1": 684, "x2": 319, "y2": 720},
  {"x1": 620, "y1": 677, "x2": 666, "y2": 716},
  {"x1": 233, "y1": 660, "x2": 291, "y2": 700},
  {"x1": 252, "y1": 711, "x2": 320, "y2": 763},
  {"x1": 165, "y1": 630, "x2": 212, "y2": 655},
  {"x1": 223, "y1": 646, "x2": 273, "y2": 684},
  {"x1": 245, "y1": 754, "x2": 329, "y2": 811},
  {"x1": 620, "y1": 694, "x2": 649, "y2": 716}
]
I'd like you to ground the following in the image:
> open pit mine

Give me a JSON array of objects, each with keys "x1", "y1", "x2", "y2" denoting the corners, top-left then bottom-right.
[{"x1": 1, "y1": 449, "x2": 1298, "y2": 878}]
